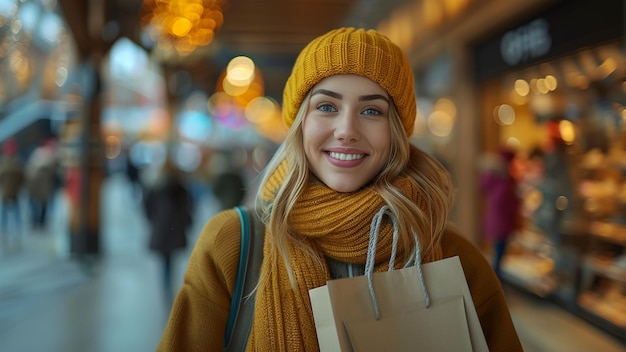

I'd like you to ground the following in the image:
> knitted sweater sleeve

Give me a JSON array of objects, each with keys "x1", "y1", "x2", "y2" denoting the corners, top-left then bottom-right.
[
  {"x1": 440, "y1": 225, "x2": 524, "y2": 352},
  {"x1": 157, "y1": 209, "x2": 241, "y2": 352}
]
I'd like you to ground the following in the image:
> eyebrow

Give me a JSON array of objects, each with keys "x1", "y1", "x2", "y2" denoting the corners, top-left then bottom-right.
[
  {"x1": 359, "y1": 94, "x2": 389, "y2": 103},
  {"x1": 311, "y1": 89, "x2": 342, "y2": 99},
  {"x1": 311, "y1": 89, "x2": 389, "y2": 103}
]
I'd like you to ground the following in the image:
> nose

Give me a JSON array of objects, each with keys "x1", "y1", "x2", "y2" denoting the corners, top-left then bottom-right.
[{"x1": 334, "y1": 112, "x2": 360, "y2": 143}]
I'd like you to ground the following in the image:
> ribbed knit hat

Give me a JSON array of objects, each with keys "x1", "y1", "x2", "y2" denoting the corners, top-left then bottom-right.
[{"x1": 283, "y1": 27, "x2": 416, "y2": 136}]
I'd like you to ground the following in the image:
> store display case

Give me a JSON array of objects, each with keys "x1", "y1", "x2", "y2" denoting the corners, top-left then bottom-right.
[
  {"x1": 501, "y1": 217, "x2": 585, "y2": 305},
  {"x1": 471, "y1": 0, "x2": 626, "y2": 341},
  {"x1": 502, "y1": 143, "x2": 626, "y2": 339},
  {"x1": 501, "y1": 228, "x2": 559, "y2": 297},
  {"x1": 478, "y1": 41, "x2": 626, "y2": 339},
  {"x1": 574, "y1": 143, "x2": 626, "y2": 338}
]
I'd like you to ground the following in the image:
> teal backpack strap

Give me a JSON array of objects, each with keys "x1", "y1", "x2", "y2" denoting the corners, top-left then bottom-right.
[{"x1": 223, "y1": 206, "x2": 264, "y2": 351}]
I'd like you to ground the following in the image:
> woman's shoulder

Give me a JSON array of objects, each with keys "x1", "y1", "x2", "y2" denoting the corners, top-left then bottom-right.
[
  {"x1": 194, "y1": 208, "x2": 244, "y2": 267},
  {"x1": 440, "y1": 224, "x2": 502, "y2": 298},
  {"x1": 440, "y1": 225, "x2": 479, "y2": 254},
  {"x1": 440, "y1": 224, "x2": 494, "y2": 280}
]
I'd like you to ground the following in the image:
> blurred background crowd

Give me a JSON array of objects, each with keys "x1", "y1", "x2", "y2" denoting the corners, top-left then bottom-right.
[{"x1": 0, "y1": 0, "x2": 625, "y2": 351}]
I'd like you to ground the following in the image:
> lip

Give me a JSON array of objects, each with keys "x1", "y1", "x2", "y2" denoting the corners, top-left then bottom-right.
[
  {"x1": 324, "y1": 148, "x2": 368, "y2": 167},
  {"x1": 326, "y1": 147, "x2": 366, "y2": 154}
]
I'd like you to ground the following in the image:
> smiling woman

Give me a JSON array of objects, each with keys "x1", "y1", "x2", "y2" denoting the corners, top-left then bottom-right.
[
  {"x1": 157, "y1": 27, "x2": 524, "y2": 352},
  {"x1": 303, "y1": 74, "x2": 392, "y2": 193}
]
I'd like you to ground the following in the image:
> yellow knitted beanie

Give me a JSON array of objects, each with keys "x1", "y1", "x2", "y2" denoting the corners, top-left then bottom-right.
[{"x1": 283, "y1": 27, "x2": 416, "y2": 136}]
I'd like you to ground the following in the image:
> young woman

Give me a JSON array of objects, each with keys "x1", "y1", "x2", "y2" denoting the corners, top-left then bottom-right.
[{"x1": 157, "y1": 27, "x2": 523, "y2": 351}]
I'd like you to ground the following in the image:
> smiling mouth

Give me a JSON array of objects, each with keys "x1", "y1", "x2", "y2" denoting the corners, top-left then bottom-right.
[{"x1": 327, "y1": 151, "x2": 365, "y2": 161}]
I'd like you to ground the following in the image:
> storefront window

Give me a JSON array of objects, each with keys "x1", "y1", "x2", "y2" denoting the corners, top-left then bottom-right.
[
  {"x1": 480, "y1": 42, "x2": 626, "y2": 235},
  {"x1": 479, "y1": 42, "x2": 626, "y2": 333}
]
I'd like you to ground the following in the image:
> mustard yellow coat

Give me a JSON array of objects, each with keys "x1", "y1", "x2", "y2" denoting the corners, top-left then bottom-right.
[{"x1": 157, "y1": 209, "x2": 524, "y2": 351}]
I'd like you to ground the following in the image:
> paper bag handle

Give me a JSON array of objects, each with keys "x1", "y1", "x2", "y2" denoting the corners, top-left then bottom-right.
[{"x1": 365, "y1": 206, "x2": 431, "y2": 320}]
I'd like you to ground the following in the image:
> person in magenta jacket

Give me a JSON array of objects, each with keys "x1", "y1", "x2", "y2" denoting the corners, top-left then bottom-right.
[{"x1": 479, "y1": 148, "x2": 521, "y2": 280}]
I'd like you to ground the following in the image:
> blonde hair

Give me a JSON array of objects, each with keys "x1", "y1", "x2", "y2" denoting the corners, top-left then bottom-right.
[{"x1": 255, "y1": 92, "x2": 455, "y2": 281}]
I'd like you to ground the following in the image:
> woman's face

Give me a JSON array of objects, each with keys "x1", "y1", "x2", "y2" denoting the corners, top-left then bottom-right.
[{"x1": 302, "y1": 74, "x2": 391, "y2": 193}]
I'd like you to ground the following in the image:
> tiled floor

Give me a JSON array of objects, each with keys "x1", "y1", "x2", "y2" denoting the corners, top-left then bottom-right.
[
  {"x1": 0, "y1": 174, "x2": 625, "y2": 352},
  {"x1": 506, "y1": 286, "x2": 625, "y2": 352}
]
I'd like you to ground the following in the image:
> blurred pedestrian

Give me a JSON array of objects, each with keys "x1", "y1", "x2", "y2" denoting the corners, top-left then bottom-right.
[
  {"x1": 0, "y1": 138, "x2": 25, "y2": 249},
  {"x1": 208, "y1": 150, "x2": 247, "y2": 210},
  {"x1": 143, "y1": 160, "x2": 194, "y2": 302},
  {"x1": 124, "y1": 148, "x2": 143, "y2": 203},
  {"x1": 25, "y1": 139, "x2": 59, "y2": 230},
  {"x1": 479, "y1": 147, "x2": 521, "y2": 280},
  {"x1": 212, "y1": 166, "x2": 246, "y2": 210}
]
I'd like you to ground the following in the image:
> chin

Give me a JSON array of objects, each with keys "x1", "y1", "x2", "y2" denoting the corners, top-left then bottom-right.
[{"x1": 325, "y1": 181, "x2": 363, "y2": 193}]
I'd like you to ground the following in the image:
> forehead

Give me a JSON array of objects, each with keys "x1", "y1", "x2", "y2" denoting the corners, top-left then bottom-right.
[{"x1": 312, "y1": 74, "x2": 388, "y2": 96}]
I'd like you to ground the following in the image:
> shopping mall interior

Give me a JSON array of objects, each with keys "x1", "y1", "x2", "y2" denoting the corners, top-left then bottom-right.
[{"x1": 1, "y1": 0, "x2": 626, "y2": 350}]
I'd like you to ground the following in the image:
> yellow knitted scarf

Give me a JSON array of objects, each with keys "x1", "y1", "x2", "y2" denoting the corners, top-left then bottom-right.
[{"x1": 248, "y1": 150, "x2": 435, "y2": 351}]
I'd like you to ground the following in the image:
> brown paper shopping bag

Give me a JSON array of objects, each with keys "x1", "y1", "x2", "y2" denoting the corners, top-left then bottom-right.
[{"x1": 308, "y1": 206, "x2": 489, "y2": 352}]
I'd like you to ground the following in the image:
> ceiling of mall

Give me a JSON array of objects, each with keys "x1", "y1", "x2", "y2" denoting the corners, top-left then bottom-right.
[{"x1": 57, "y1": 0, "x2": 400, "y2": 101}]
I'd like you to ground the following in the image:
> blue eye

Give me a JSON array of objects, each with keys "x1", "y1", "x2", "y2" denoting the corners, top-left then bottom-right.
[
  {"x1": 363, "y1": 108, "x2": 381, "y2": 116},
  {"x1": 317, "y1": 104, "x2": 337, "y2": 112}
]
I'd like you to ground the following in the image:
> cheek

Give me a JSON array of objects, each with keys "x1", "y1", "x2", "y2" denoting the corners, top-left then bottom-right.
[
  {"x1": 301, "y1": 121, "x2": 313, "y2": 150},
  {"x1": 301, "y1": 121, "x2": 319, "y2": 163},
  {"x1": 369, "y1": 125, "x2": 391, "y2": 151},
  {"x1": 302, "y1": 118, "x2": 326, "y2": 148}
]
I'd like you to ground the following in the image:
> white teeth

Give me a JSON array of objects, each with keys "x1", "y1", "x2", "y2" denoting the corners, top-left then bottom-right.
[{"x1": 328, "y1": 152, "x2": 365, "y2": 161}]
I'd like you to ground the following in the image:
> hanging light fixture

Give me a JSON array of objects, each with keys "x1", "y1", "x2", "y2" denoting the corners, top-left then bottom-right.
[{"x1": 140, "y1": 0, "x2": 226, "y2": 55}]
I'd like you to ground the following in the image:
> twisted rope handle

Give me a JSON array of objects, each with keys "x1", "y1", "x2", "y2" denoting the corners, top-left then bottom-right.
[{"x1": 365, "y1": 206, "x2": 431, "y2": 321}]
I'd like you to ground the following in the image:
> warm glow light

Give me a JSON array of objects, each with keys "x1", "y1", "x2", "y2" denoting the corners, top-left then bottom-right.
[
  {"x1": 536, "y1": 78, "x2": 549, "y2": 94},
  {"x1": 514, "y1": 79, "x2": 530, "y2": 96},
  {"x1": 544, "y1": 75, "x2": 558, "y2": 91},
  {"x1": 171, "y1": 17, "x2": 192, "y2": 37},
  {"x1": 434, "y1": 97, "x2": 457, "y2": 119},
  {"x1": 245, "y1": 96, "x2": 278, "y2": 124},
  {"x1": 494, "y1": 104, "x2": 515, "y2": 125},
  {"x1": 559, "y1": 120, "x2": 576, "y2": 144},
  {"x1": 217, "y1": 65, "x2": 264, "y2": 108},
  {"x1": 226, "y1": 56, "x2": 255, "y2": 87},
  {"x1": 427, "y1": 110, "x2": 454, "y2": 137},
  {"x1": 140, "y1": 0, "x2": 226, "y2": 54}
]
